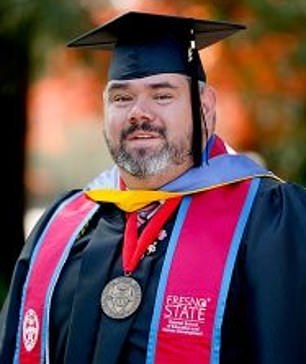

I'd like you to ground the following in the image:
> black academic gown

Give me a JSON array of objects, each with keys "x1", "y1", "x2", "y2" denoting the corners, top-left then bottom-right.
[{"x1": 1, "y1": 178, "x2": 306, "y2": 364}]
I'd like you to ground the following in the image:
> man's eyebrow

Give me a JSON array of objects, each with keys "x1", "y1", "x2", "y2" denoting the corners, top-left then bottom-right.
[
  {"x1": 106, "y1": 81, "x2": 130, "y2": 93},
  {"x1": 105, "y1": 80, "x2": 179, "y2": 94},
  {"x1": 147, "y1": 81, "x2": 178, "y2": 89}
]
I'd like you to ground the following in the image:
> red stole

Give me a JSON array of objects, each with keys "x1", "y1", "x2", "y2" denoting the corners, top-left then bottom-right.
[
  {"x1": 14, "y1": 192, "x2": 98, "y2": 364},
  {"x1": 147, "y1": 179, "x2": 258, "y2": 364}
]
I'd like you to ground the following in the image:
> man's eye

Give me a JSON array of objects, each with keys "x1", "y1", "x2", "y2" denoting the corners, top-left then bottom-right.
[
  {"x1": 112, "y1": 94, "x2": 133, "y2": 103},
  {"x1": 154, "y1": 93, "x2": 173, "y2": 103}
]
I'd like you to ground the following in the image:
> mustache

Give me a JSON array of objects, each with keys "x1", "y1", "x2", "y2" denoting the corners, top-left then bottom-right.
[{"x1": 121, "y1": 122, "x2": 166, "y2": 140}]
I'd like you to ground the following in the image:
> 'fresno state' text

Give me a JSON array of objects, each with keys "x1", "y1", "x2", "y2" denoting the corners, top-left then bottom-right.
[{"x1": 162, "y1": 294, "x2": 212, "y2": 336}]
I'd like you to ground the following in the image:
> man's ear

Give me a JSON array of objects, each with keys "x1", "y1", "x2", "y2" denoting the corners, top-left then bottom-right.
[{"x1": 200, "y1": 84, "x2": 216, "y2": 137}]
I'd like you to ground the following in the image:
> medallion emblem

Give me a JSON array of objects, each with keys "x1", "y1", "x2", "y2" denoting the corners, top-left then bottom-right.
[
  {"x1": 22, "y1": 308, "x2": 40, "y2": 352},
  {"x1": 101, "y1": 276, "x2": 142, "y2": 319}
]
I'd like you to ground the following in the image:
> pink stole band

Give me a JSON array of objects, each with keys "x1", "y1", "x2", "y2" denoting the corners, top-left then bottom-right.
[
  {"x1": 14, "y1": 192, "x2": 98, "y2": 364},
  {"x1": 147, "y1": 179, "x2": 259, "y2": 364}
]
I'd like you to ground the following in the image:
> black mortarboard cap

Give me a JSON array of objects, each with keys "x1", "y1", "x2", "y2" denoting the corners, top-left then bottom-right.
[{"x1": 67, "y1": 11, "x2": 246, "y2": 166}]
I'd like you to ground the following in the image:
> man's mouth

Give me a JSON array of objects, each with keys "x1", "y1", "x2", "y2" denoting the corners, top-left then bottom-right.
[
  {"x1": 121, "y1": 122, "x2": 166, "y2": 143},
  {"x1": 126, "y1": 131, "x2": 160, "y2": 141}
]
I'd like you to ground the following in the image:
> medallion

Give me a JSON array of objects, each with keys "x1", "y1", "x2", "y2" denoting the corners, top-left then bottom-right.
[{"x1": 101, "y1": 276, "x2": 142, "y2": 319}]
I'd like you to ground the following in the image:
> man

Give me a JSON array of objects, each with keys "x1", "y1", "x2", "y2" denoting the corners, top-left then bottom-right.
[{"x1": 1, "y1": 11, "x2": 306, "y2": 364}]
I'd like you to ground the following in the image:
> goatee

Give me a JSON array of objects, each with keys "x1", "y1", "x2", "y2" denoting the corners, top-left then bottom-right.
[{"x1": 105, "y1": 122, "x2": 191, "y2": 178}]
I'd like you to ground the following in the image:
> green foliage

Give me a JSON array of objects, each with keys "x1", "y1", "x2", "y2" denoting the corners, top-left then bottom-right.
[
  {"x1": 245, "y1": 0, "x2": 306, "y2": 33},
  {"x1": 244, "y1": 0, "x2": 306, "y2": 185},
  {"x1": 0, "y1": 0, "x2": 92, "y2": 78},
  {"x1": 205, "y1": 0, "x2": 306, "y2": 185},
  {"x1": 0, "y1": 0, "x2": 90, "y2": 36}
]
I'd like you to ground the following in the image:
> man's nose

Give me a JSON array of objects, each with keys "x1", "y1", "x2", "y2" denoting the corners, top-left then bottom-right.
[{"x1": 127, "y1": 99, "x2": 154, "y2": 124}]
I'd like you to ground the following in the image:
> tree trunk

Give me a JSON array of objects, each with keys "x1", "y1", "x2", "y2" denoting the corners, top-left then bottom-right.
[{"x1": 0, "y1": 34, "x2": 27, "y2": 301}]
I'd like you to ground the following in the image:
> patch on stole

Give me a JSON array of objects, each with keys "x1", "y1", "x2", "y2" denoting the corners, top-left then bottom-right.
[
  {"x1": 161, "y1": 294, "x2": 212, "y2": 336},
  {"x1": 22, "y1": 308, "x2": 40, "y2": 351}
]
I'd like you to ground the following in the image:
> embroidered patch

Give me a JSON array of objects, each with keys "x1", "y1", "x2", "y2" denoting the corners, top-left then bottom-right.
[
  {"x1": 22, "y1": 308, "x2": 40, "y2": 352},
  {"x1": 162, "y1": 294, "x2": 211, "y2": 336}
]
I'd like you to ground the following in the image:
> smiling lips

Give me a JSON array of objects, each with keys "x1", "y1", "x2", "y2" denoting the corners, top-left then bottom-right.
[{"x1": 126, "y1": 131, "x2": 161, "y2": 141}]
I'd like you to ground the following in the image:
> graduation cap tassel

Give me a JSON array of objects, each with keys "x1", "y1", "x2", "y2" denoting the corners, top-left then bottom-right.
[{"x1": 188, "y1": 28, "x2": 207, "y2": 167}]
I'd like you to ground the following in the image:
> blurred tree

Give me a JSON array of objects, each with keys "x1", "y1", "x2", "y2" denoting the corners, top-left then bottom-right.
[
  {"x1": 0, "y1": 1, "x2": 31, "y2": 306},
  {"x1": 198, "y1": 0, "x2": 306, "y2": 183},
  {"x1": 0, "y1": 0, "x2": 91, "y2": 307}
]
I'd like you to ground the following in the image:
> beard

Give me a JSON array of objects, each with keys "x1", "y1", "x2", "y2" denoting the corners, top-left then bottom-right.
[{"x1": 104, "y1": 121, "x2": 192, "y2": 178}]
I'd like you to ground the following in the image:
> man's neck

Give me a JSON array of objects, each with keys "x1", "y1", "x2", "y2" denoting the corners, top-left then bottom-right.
[{"x1": 119, "y1": 160, "x2": 193, "y2": 190}]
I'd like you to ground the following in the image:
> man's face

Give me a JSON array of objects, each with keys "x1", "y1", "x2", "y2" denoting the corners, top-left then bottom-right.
[{"x1": 103, "y1": 73, "x2": 194, "y2": 178}]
